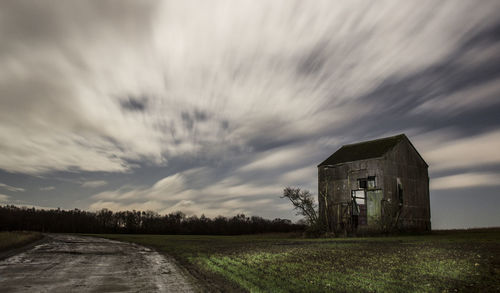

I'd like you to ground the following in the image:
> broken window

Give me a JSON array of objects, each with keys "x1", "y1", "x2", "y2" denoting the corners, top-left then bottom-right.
[
  {"x1": 352, "y1": 190, "x2": 366, "y2": 205},
  {"x1": 358, "y1": 179, "x2": 367, "y2": 189},
  {"x1": 367, "y1": 176, "x2": 376, "y2": 189},
  {"x1": 358, "y1": 176, "x2": 376, "y2": 189}
]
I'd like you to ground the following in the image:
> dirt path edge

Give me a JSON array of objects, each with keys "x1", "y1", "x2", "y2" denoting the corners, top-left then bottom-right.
[{"x1": 0, "y1": 234, "x2": 48, "y2": 261}]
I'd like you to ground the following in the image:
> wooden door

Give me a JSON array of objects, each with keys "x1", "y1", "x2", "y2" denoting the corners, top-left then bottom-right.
[{"x1": 366, "y1": 190, "x2": 383, "y2": 226}]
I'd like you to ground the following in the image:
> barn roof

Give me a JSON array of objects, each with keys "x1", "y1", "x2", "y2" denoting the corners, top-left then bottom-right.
[{"x1": 318, "y1": 134, "x2": 408, "y2": 167}]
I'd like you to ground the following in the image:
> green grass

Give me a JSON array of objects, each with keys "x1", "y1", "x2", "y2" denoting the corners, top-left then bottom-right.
[
  {"x1": 0, "y1": 231, "x2": 43, "y2": 252},
  {"x1": 93, "y1": 230, "x2": 500, "y2": 292}
]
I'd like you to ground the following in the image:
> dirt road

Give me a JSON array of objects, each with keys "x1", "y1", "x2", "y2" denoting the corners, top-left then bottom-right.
[{"x1": 0, "y1": 234, "x2": 195, "y2": 292}]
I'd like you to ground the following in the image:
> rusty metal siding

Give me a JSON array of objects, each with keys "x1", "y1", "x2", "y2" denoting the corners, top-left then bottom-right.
[{"x1": 382, "y1": 138, "x2": 430, "y2": 231}]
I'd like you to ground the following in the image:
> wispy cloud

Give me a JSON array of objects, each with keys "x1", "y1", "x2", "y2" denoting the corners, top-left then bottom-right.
[
  {"x1": 40, "y1": 186, "x2": 55, "y2": 191},
  {"x1": 431, "y1": 172, "x2": 500, "y2": 190},
  {"x1": 90, "y1": 166, "x2": 287, "y2": 217},
  {"x1": 81, "y1": 180, "x2": 108, "y2": 188},
  {"x1": 412, "y1": 77, "x2": 500, "y2": 116},
  {"x1": 0, "y1": 183, "x2": 25, "y2": 192},
  {"x1": 238, "y1": 144, "x2": 316, "y2": 172},
  {"x1": 419, "y1": 130, "x2": 500, "y2": 172}
]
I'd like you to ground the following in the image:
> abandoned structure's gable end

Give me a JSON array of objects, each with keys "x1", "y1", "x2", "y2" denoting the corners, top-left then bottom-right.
[{"x1": 318, "y1": 134, "x2": 430, "y2": 234}]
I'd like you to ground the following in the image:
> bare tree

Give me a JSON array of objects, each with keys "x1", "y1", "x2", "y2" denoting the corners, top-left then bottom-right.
[{"x1": 281, "y1": 187, "x2": 319, "y2": 227}]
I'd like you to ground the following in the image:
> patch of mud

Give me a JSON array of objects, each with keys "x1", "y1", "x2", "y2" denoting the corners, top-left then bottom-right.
[{"x1": 0, "y1": 234, "x2": 195, "y2": 292}]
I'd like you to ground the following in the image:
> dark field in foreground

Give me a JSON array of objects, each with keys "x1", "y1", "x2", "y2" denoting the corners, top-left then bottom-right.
[{"x1": 96, "y1": 230, "x2": 500, "y2": 292}]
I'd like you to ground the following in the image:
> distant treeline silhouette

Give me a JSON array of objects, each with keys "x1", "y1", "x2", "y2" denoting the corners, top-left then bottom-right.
[{"x1": 0, "y1": 205, "x2": 304, "y2": 235}]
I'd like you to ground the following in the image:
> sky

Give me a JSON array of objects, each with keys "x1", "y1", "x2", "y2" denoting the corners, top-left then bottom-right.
[{"x1": 0, "y1": 1, "x2": 499, "y2": 229}]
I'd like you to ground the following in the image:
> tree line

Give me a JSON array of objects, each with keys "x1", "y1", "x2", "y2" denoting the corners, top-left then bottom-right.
[{"x1": 0, "y1": 205, "x2": 305, "y2": 235}]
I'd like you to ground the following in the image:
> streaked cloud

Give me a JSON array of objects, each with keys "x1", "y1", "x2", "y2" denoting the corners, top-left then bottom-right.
[
  {"x1": 0, "y1": 182, "x2": 25, "y2": 192},
  {"x1": 238, "y1": 144, "x2": 316, "y2": 172},
  {"x1": 1, "y1": 1, "x2": 498, "y2": 175},
  {"x1": 280, "y1": 167, "x2": 317, "y2": 186},
  {"x1": 40, "y1": 186, "x2": 55, "y2": 191},
  {"x1": 420, "y1": 130, "x2": 500, "y2": 172},
  {"x1": 431, "y1": 172, "x2": 500, "y2": 190},
  {"x1": 81, "y1": 180, "x2": 108, "y2": 188},
  {"x1": 412, "y1": 77, "x2": 500, "y2": 116},
  {"x1": 90, "y1": 166, "x2": 287, "y2": 217}
]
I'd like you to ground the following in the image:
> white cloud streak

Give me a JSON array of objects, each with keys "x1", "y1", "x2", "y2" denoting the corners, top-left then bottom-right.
[
  {"x1": 0, "y1": 182, "x2": 25, "y2": 192},
  {"x1": 412, "y1": 77, "x2": 500, "y2": 115},
  {"x1": 81, "y1": 180, "x2": 108, "y2": 188},
  {"x1": 90, "y1": 166, "x2": 286, "y2": 217},
  {"x1": 431, "y1": 172, "x2": 500, "y2": 190},
  {"x1": 238, "y1": 144, "x2": 316, "y2": 172},
  {"x1": 420, "y1": 130, "x2": 500, "y2": 172}
]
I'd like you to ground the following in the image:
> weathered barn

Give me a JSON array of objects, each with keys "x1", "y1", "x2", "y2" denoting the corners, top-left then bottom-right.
[{"x1": 317, "y1": 134, "x2": 430, "y2": 234}]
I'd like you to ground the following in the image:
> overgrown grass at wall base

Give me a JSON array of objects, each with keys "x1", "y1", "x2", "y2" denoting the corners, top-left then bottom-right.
[{"x1": 97, "y1": 230, "x2": 500, "y2": 292}]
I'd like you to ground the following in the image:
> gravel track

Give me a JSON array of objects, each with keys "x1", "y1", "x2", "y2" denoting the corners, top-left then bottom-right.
[{"x1": 0, "y1": 234, "x2": 195, "y2": 292}]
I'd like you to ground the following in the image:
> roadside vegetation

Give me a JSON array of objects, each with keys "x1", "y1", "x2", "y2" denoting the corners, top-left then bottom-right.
[
  {"x1": 0, "y1": 231, "x2": 42, "y2": 253},
  {"x1": 97, "y1": 229, "x2": 500, "y2": 292}
]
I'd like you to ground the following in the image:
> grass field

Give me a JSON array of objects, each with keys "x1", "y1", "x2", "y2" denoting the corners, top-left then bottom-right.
[
  {"x1": 97, "y1": 230, "x2": 500, "y2": 292},
  {"x1": 0, "y1": 231, "x2": 43, "y2": 253}
]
